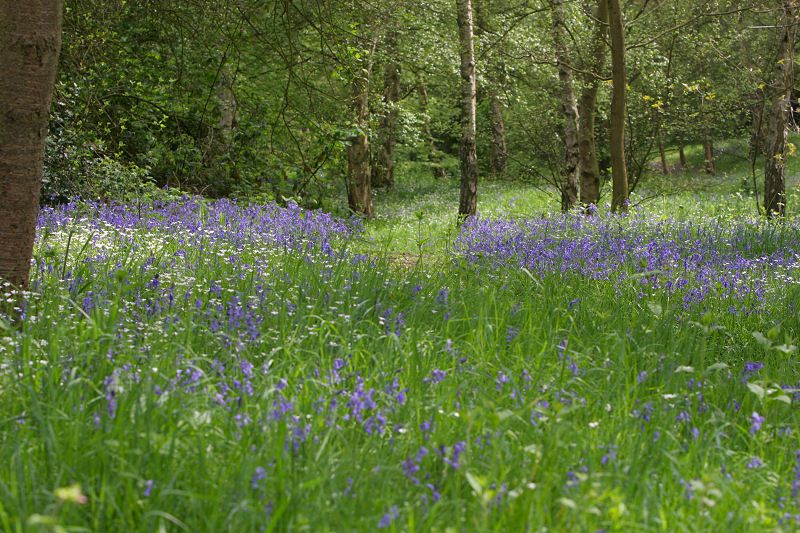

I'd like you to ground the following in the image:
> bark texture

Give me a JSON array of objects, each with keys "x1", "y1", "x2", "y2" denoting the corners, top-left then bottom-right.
[
  {"x1": 0, "y1": 0, "x2": 64, "y2": 288},
  {"x1": 456, "y1": 0, "x2": 479, "y2": 220},
  {"x1": 373, "y1": 32, "x2": 400, "y2": 188},
  {"x1": 551, "y1": 0, "x2": 580, "y2": 212},
  {"x1": 347, "y1": 69, "x2": 374, "y2": 217},
  {"x1": 607, "y1": 0, "x2": 628, "y2": 212},
  {"x1": 764, "y1": 1, "x2": 796, "y2": 218},
  {"x1": 578, "y1": 0, "x2": 608, "y2": 207}
]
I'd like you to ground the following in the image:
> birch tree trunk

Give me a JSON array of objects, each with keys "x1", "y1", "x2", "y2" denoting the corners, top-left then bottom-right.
[
  {"x1": 764, "y1": 1, "x2": 796, "y2": 218},
  {"x1": 456, "y1": 0, "x2": 479, "y2": 220},
  {"x1": 0, "y1": 0, "x2": 64, "y2": 288},
  {"x1": 578, "y1": 0, "x2": 608, "y2": 207},
  {"x1": 551, "y1": 0, "x2": 580, "y2": 212},
  {"x1": 607, "y1": 0, "x2": 628, "y2": 212}
]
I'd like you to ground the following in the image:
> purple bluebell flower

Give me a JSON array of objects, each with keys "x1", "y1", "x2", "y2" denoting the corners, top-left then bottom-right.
[
  {"x1": 747, "y1": 456, "x2": 764, "y2": 469},
  {"x1": 377, "y1": 506, "x2": 399, "y2": 529},
  {"x1": 750, "y1": 411, "x2": 765, "y2": 434},
  {"x1": 251, "y1": 467, "x2": 266, "y2": 489}
]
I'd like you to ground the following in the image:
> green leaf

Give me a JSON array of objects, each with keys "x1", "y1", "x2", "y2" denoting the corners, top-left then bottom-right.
[
  {"x1": 465, "y1": 472, "x2": 485, "y2": 497},
  {"x1": 752, "y1": 331, "x2": 772, "y2": 348},
  {"x1": 647, "y1": 302, "x2": 663, "y2": 317},
  {"x1": 706, "y1": 362, "x2": 729, "y2": 372},
  {"x1": 747, "y1": 382, "x2": 765, "y2": 400}
]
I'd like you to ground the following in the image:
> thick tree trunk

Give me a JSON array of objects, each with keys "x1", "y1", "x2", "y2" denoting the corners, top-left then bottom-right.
[
  {"x1": 488, "y1": 91, "x2": 508, "y2": 176},
  {"x1": 764, "y1": 1, "x2": 796, "y2": 218},
  {"x1": 551, "y1": 0, "x2": 580, "y2": 212},
  {"x1": 578, "y1": 0, "x2": 608, "y2": 207},
  {"x1": 456, "y1": 0, "x2": 479, "y2": 220},
  {"x1": 347, "y1": 69, "x2": 374, "y2": 217},
  {"x1": 607, "y1": 0, "x2": 628, "y2": 212},
  {"x1": 373, "y1": 32, "x2": 400, "y2": 189},
  {"x1": 0, "y1": 0, "x2": 64, "y2": 289},
  {"x1": 417, "y1": 79, "x2": 447, "y2": 179}
]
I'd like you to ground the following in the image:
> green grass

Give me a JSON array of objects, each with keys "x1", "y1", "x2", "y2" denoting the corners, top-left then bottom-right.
[{"x1": 1, "y1": 143, "x2": 800, "y2": 531}]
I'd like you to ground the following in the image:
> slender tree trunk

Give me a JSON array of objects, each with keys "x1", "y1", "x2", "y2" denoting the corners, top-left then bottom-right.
[
  {"x1": 417, "y1": 78, "x2": 447, "y2": 179},
  {"x1": 347, "y1": 69, "x2": 374, "y2": 217},
  {"x1": 551, "y1": 0, "x2": 580, "y2": 211},
  {"x1": 740, "y1": 10, "x2": 767, "y2": 158},
  {"x1": 764, "y1": 1, "x2": 796, "y2": 218},
  {"x1": 373, "y1": 32, "x2": 400, "y2": 188},
  {"x1": 0, "y1": 0, "x2": 64, "y2": 289},
  {"x1": 456, "y1": 0, "x2": 479, "y2": 220},
  {"x1": 578, "y1": 0, "x2": 608, "y2": 207},
  {"x1": 703, "y1": 136, "x2": 716, "y2": 174},
  {"x1": 488, "y1": 91, "x2": 508, "y2": 176},
  {"x1": 607, "y1": 0, "x2": 628, "y2": 212},
  {"x1": 657, "y1": 129, "x2": 669, "y2": 174},
  {"x1": 217, "y1": 67, "x2": 236, "y2": 149},
  {"x1": 678, "y1": 142, "x2": 687, "y2": 168},
  {"x1": 474, "y1": 0, "x2": 507, "y2": 178},
  {"x1": 203, "y1": 65, "x2": 237, "y2": 181}
]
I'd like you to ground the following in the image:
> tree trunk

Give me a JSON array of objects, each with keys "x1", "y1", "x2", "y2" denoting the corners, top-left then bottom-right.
[
  {"x1": 657, "y1": 129, "x2": 668, "y2": 174},
  {"x1": 0, "y1": 0, "x2": 64, "y2": 289},
  {"x1": 373, "y1": 32, "x2": 400, "y2": 189},
  {"x1": 474, "y1": 0, "x2": 507, "y2": 178},
  {"x1": 764, "y1": 1, "x2": 796, "y2": 218},
  {"x1": 578, "y1": 0, "x2": 608, "y2": 207},
  {"x1": 417, "y1": 78, "x2": 447, "y2": 179},
  {"x1": 551, "y1": 0, "x2": 580, "y2": 212},
  {"x1": 703, "y1": 136, "x2": 716, "y2": 174},
  {"x1": 347, "y1": 69, "x2": 374, "y2": 217},
  {"x1": 456, "y1": 0, "x2": 479, "y2": 220},
  {"x1": 740, "y1": 10, "x2": 767, "y2": 159},
  {"x1": 203, "y1": 65, "x2": 237, "y2": 179},
  {"x1": 607, "y1": 0, "x2": 628, "y2": 212},
  {"x1": 488, "y1": 91, "x2": 508, "y2": 176},
  {"x1": 217, "y1": 68, "x2": 236, "y2": 149},
  {"x1": 678, "y1": 143, "x2": 687, "y2": 168}
]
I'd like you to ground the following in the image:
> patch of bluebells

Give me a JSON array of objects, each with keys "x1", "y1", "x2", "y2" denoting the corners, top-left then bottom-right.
[
  {"x1": 38, "y1": 197, "x2": 361, "y2": 254},
  {"x1": 455, "y1": 213, "x2": 800, "y2": 310}
]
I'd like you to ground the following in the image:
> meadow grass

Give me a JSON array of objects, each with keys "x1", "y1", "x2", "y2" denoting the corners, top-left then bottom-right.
[{"x1": 1, "y1": 153, "x2": 800, "y2": 531}]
